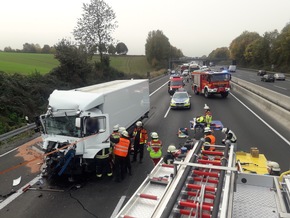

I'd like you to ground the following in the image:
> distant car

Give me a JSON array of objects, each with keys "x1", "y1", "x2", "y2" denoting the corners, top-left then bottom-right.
[
  {"x1": 261, "y1": 74, "x2": 275, "y2": 82},
  {"x1": 273, "y1": 73, "x2": 286, "y2": 81},
  {"x1": 170, "y1": 90, "x2": 191, "y2": 109},
  {"x1": 228, "y1": 65, "x2": 236, "y2": 72},
  {"x1": 257, "y1": 70, "x2": 267, "y2": 76},
  {"x1": 181, "y1": 69, "x2": 189, "y2": 76}
]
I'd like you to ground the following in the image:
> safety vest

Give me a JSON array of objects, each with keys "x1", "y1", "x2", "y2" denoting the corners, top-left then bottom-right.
[
  {"x1": 111, "y1": 131, "x2": 121, "y2": 139},
  {"x1": 114, "y1": 137, "x2": 130, "y2": 157},
  {"x1": 132, "y1": 128, "x2": 148, "y2": 144},
  {"x1": 147, "y1": 140, "x2": 162, "y2": 158},
  {"x1": 203, "y1": 134, "x2": 216, "y2": 151},
  {"x1": 205, "y1": 111, "x2": 212, "y2": 126}
]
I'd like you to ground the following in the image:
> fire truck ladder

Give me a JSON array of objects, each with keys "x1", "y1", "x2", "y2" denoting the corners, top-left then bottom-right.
[
  {"x1": 115, "y1": 140, "x2": 201, "y2": 218},
  {"x1": 153, "y1": 139, "x2": 237, "y2": 218}
]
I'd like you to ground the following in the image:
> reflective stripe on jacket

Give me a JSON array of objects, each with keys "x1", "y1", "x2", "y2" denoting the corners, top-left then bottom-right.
[
  {"x1": 147, "y1": 140, "x2": 162, "y2": 158},
  {"x1": 203, "y1": 134, "x2": 216, "y2": 151},
  {"x1": 114, "y1": 137, "x2": 130, "y2": 157},
  {"x1": 95, "y1": 148, "x2": 110, "y2": 159}
]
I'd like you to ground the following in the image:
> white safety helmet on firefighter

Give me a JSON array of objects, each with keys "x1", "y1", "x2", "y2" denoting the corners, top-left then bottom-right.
[
  {"x1": 204, "y1": 127, "x2": 211, "y2": 133},
  {"x1": 204, "y1": 104, "x2": 210, "y2": 110},
  {"x1": 222, "y1": 128, "x2": 229, "y2": 134},
  {"x1": 118, "y1": 127, "x2": 126, "y2": 134},
  {"x1": 122, "y1": 130, "x2": 129, "y2": 137},
  {"x1": 151, "y1": 132, "x2": 159, "y2": 139},
  {"x1": 267, "y1": 161, "x2": 281, "y2": 172},
  {"x1": 167, "y1": 144, "x2": 178, "y2": 153},
  {"x1": 113, "y1": 124, "x2": 119, "y2": 131},
  {"x1": 136, "y1": 121, "x2": 142, "y2": 127}
]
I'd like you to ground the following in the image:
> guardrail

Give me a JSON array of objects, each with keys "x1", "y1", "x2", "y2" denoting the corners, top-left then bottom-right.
[
  {"x1": 0, "y1": 123, "x2": 36, "y2": 142},
  {"x1": 231, "y1": 78, "x2": 290, "y2": 132}
]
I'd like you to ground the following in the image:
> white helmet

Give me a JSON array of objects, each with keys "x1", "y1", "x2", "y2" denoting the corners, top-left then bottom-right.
[
  {"x1": 118, "y1": 127, "x2": 126, "y2": 133},
  {"x1": 267, "y1": 161, "x2": 281, "y2": 172},
  {"x1": 167, "y1": 145, "x2": 177, "y2": 152},
  {"x1": 113, "y1": 124, "x2": 119, "y2": 131},
  {"x1": 136, "y1": 121, "x2": 142, "y2": 127},
  {"x1": 151, "y1": 132, "x2": 158, "y2": 139},
  {"x1": 204, "y1": 127, "x2": 211, "y2": 133},
  {"x1": 204, "y1": 104, "x2": 210, "y2": 110},
  {"x1": 122, "y1": 130, "x2": 129, "y2": 137},
  {"x1": 222, "y1": 128, "x2": 228, "y2": 134}
]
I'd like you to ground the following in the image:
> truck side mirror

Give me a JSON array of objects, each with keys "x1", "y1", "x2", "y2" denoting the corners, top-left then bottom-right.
[{"x1": 75, "y1": 117, "x2": 81, "y2": 128}]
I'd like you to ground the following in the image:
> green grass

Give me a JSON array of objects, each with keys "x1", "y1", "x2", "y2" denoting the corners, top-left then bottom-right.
[
  {"x1": 0, "y1": 52, "x2": 156, "y2": 76},
  {"x1": 0, "y1": 52, "x2": 59, "y2": 75}
]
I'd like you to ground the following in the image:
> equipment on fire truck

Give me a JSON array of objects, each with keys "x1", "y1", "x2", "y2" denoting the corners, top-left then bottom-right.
[
  {"x1": 116, "y1": 137, "x2": 290, "y2": 218},
  {"x1": 191, "y1": 70, "x2": 231, "y2": 98}
]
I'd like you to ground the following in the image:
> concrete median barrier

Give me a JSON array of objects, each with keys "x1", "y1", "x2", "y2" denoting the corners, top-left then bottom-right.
[{"x1": 231, "y1": 77, "x2": 290, "y2": 132}]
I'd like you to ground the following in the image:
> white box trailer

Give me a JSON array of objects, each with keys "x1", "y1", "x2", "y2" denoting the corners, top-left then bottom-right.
[{"x1": 37, "y1": 79, "x2": 150, "y2": 177}]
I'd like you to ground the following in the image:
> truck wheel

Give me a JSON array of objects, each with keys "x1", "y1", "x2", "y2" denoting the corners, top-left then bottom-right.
[
  {"x1": 204, "y1": 89, "x2": 209, "y2": 98},
  {"x1": 194, "y1": 86, "x2": 199, "y2": 95}
]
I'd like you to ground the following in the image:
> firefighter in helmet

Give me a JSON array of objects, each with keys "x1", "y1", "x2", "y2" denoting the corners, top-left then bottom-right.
[{"x1": 147, "y1": 132, "x2": 163, "y2": 166}]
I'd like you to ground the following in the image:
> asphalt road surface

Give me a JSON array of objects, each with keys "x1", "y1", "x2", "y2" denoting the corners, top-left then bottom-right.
[{"x1": 1, "y1": 75, "x2": 289, "y2": 218}]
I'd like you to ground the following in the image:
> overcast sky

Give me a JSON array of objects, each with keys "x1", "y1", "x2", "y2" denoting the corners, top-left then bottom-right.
[{"x1": 1, "y1": 0, "x2": 290, "y2": 57}]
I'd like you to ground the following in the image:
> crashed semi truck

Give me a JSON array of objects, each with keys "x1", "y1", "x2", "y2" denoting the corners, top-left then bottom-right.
[{"x1": 36, "y1": 79, "x2": 150, "y2": 178}]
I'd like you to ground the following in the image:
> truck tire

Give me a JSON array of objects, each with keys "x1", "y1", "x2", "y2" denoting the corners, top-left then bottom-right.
[
  {"x1": 194, "y1": 86, "x2": 199, "y2": 95},
  {"x1": 204, "y1": 89, "x2": 209, "y2": 98}
]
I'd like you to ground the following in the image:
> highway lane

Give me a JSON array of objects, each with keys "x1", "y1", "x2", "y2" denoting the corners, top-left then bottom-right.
[
  {"x1": 231, "y1": 68, "x2": 290, "y2": 96},
  {"x1": 1, "y1": 75, "x2": 290, "y2": 218}
]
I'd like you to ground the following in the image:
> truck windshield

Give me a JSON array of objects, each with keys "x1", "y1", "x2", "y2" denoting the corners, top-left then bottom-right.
[
  {"x1": 44, "y1": 116, "x2": 80, "y2": 137},
  {"x1": 210, "y1": 74, "x2": 231, "y2": 82}
]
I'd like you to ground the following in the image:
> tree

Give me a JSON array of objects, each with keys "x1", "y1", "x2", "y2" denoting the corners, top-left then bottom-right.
[
  {"x1": 208, "y1": 47, "x2": 230, "y2": 61},
  {"x1": 145, "y1": 30, "x2": 171, "y2": 67},
  {"x1": 116, "y1": 42, "x2": 128, "y2": 55},
  {"x1": 52, "y1": 39, "x2": 92, "y2": 86},
  {"x1": 229, "y1": 31, "x2": 261, "y2": 65},
  {"x1": 73, "y1": 0, "x2": 118, "y2": 64},
  {"x1": 271, "y1": 23, "x2": 290, "y2": 69},
  {"x1": 108, "y1": 44, "x2": 116, "y2": 55},
  {"x1": 42, "y1": 44, "x2": 51, "y2": 53}
]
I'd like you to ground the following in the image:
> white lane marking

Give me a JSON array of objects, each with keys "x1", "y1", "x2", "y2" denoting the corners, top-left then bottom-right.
[
  {"x1": 110, "y1": 195, "x2": 126, "y2": 218},
  {"x1": 164, "y1": 106, "x2": 171, "y2": 118},
  {"x1": 230, "y1": 93, "x2": 290, "y2": 146},
  {"x1": 273, "y1": 85, "x2": 287, "y2": 90},
  {"x1": 0, "y1": 176, "x2": 41, "y2": 210},
  {"x1": 150, "y1": 81, "x2": 168, "y2": 97},
  {"x1": 0, "y1": 147, "x2": 18, "y2": 158}
]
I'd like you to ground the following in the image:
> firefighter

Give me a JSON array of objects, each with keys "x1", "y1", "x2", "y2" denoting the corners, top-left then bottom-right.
[
  {"x1": 204, "y1": 104, "x2": 212, "y2": 127},
  {"x1": 113, "y1": 130, "x2": 131, "y2": 182},
  {"x1": 222, "y1": 127, "x2": 238, "y2": 151},
  {"x1": 147, "y1": 132, "x2": 163, "y2": 166},
  {"x1": 131, "y1": 121, "x2": 148, "y2": 163},
  {"x1": 95, "y1": 145, "x2": 113, "y2": 178},
  {"x1": 110, "y1": 124, "x2": 121, "y2": 147},
  {"x1": 163, "y1": 144, "x2": 178, "y2": 164},
  {"x1": 118, "y1": 126, "x2": 132, "y2": 176},
  {"x1": 267, "y1": 161, "x2": 281, "y2": 176},
  {"x1": 203, "y1": 127, "x2": 216, "y2": 151}
]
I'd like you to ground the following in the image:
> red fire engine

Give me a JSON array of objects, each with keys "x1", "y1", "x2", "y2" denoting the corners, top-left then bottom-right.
[{"x1": 191, "y1": 70, "x2": 231, "y2": 98}]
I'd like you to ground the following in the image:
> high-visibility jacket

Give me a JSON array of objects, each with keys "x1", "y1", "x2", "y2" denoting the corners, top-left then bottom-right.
[
  {"x1": 95, "y1": 148, "x2": 110, "y2": 159},
  {"x1": 226, "y1": 130, "x2": 237, "y2": 143},
  {"x1": 114, "y1": 137, "x2": 130, "y2": 157},
  {"x1": 132, "y1": 128, "x2": 148, "y2": 144},
  {"x1": 147, "y1": 139, "x2": 162, "y2": 159},
  {"x1": 205, "y1": 111, "x2": 212, "y2": 127},
  {"x1": 203, "y1": 134, "x2": 216, "y2": 151}
]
